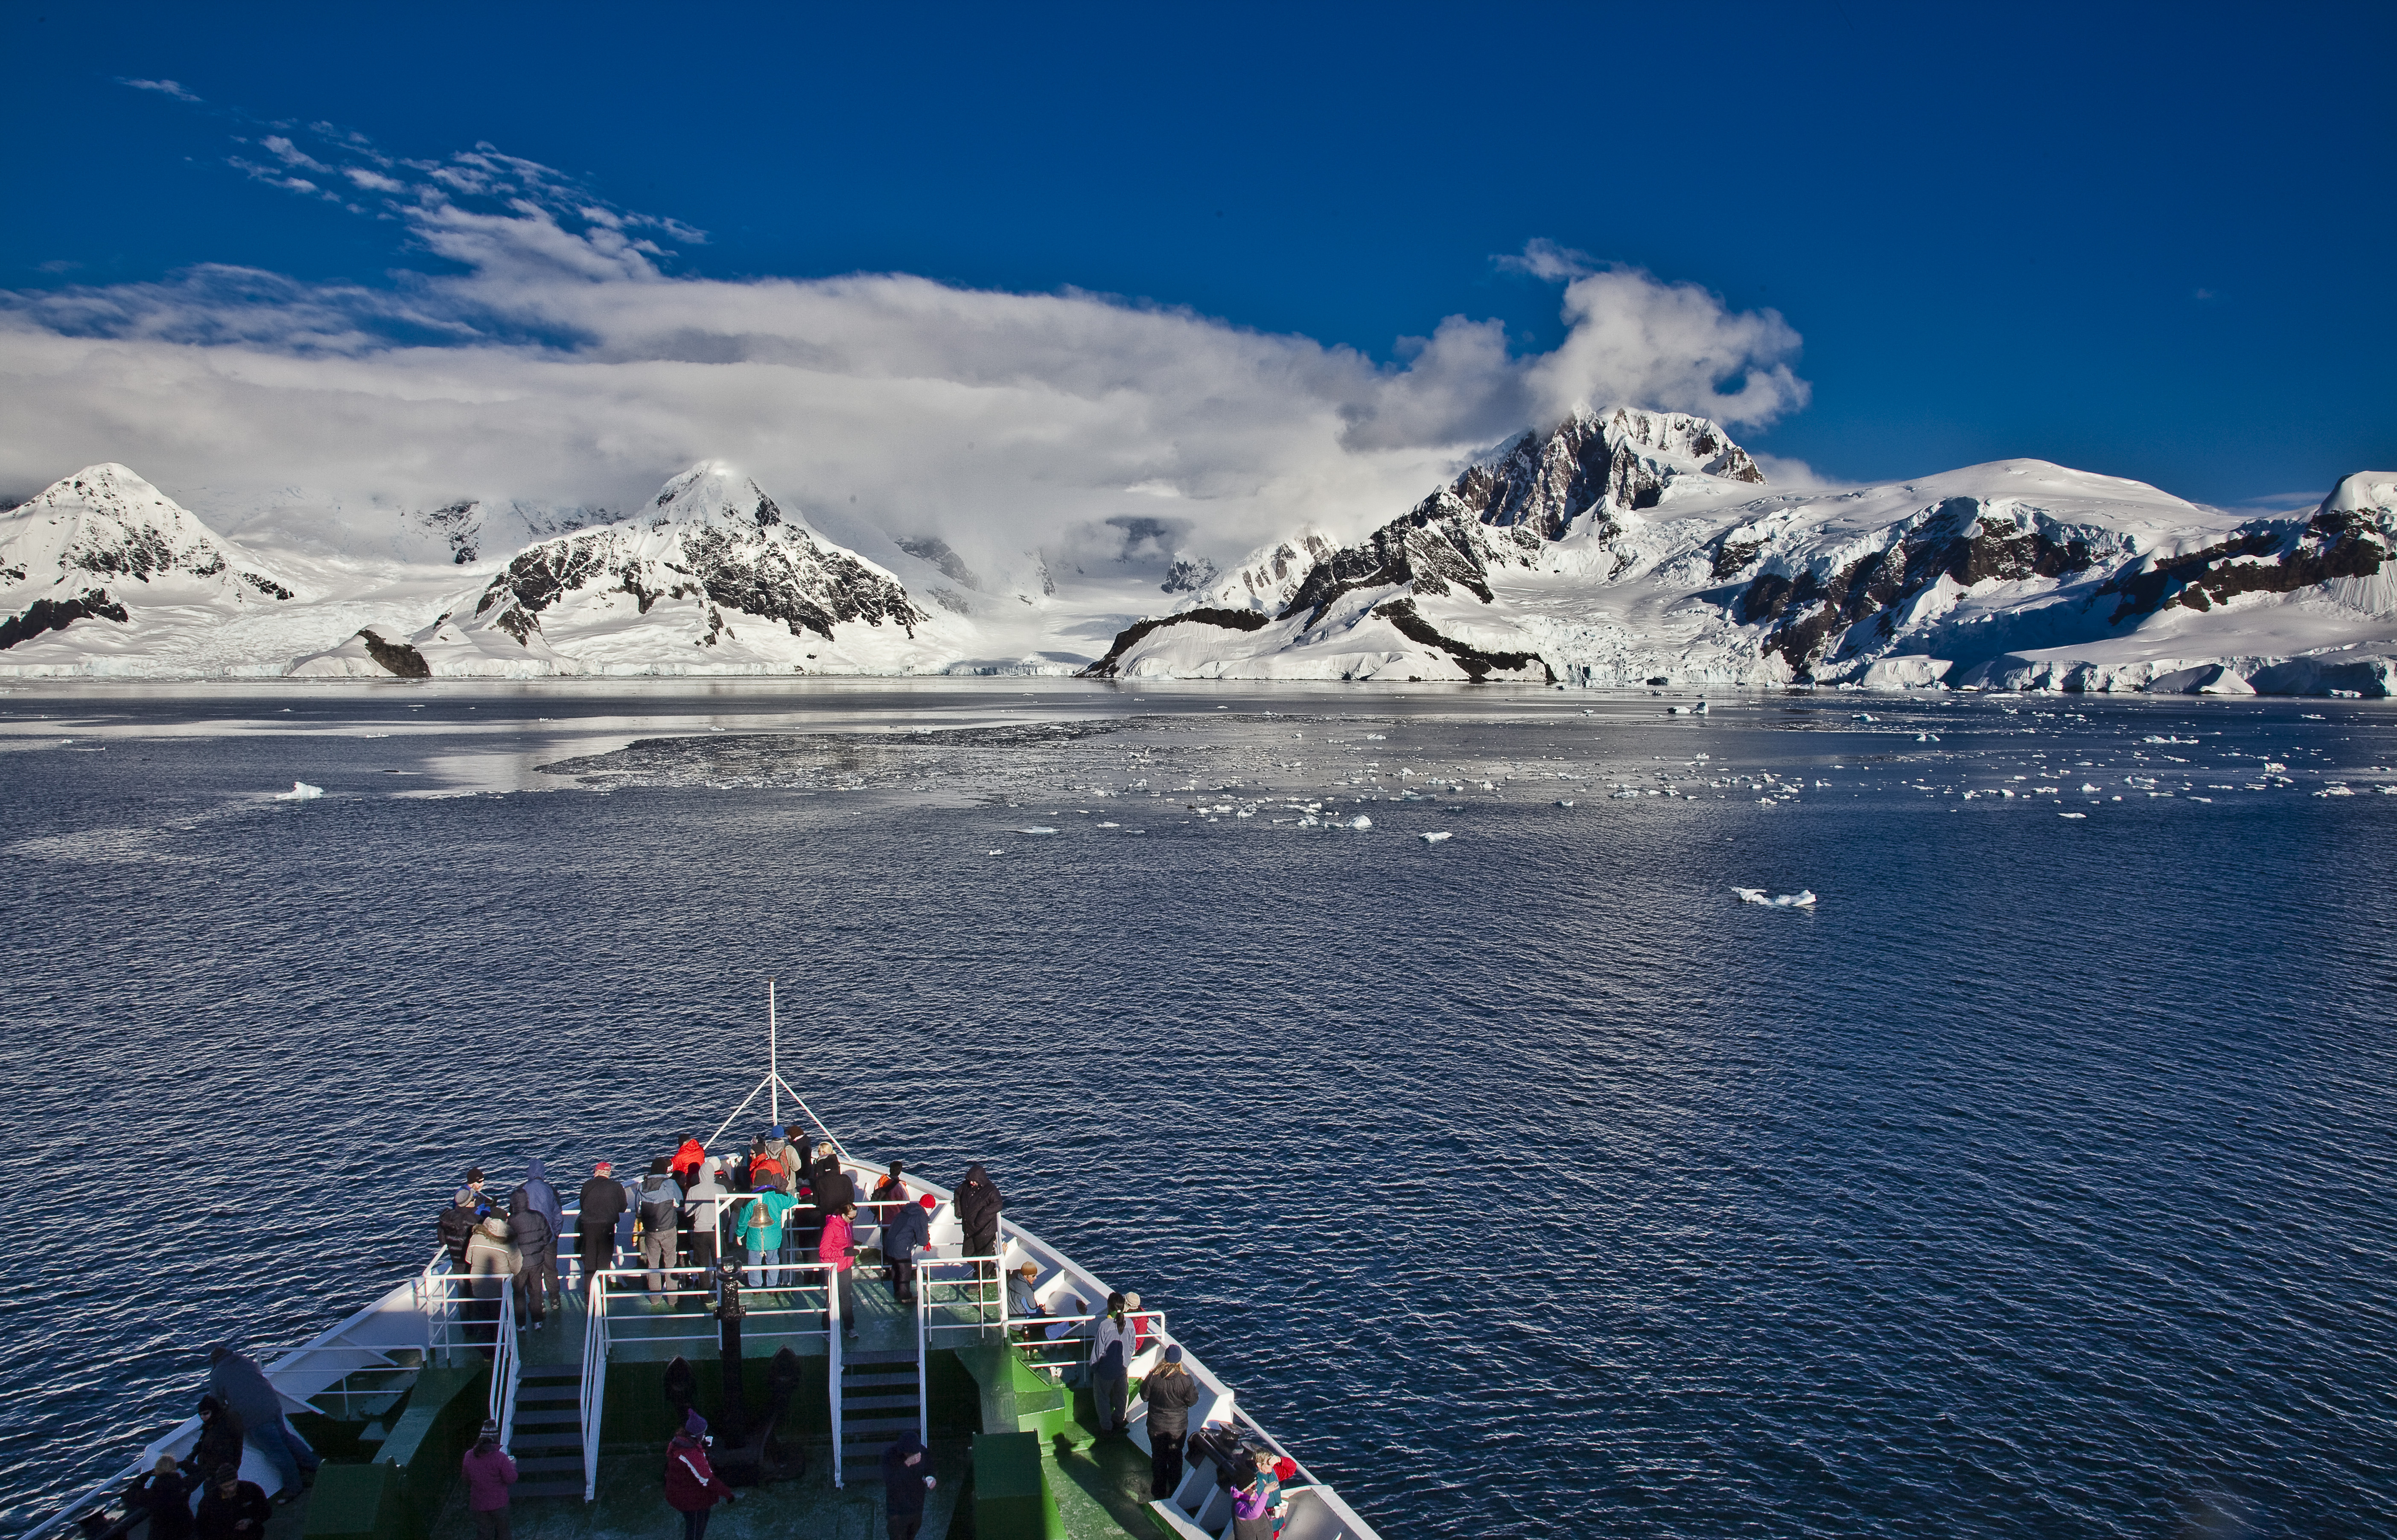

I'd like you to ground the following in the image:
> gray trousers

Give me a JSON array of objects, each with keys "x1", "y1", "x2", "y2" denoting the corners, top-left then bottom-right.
[{"x1": 641, "y1": 1231, "x2": 679, "y2": 1293}]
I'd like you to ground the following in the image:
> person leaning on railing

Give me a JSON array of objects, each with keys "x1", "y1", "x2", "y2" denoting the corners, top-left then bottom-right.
[
  {"x1": 577, "y1": 1162, "x2": 628, "y2": 1293},
  {"x1": 683, "y1": 1157, "x2": 729, "y2": 1289},
  {"x1": 1090, "y1": 1293, "x2": 1134, "y2": 1436},
  {"x1": 882, "y1": 1193, "x2": 932, "y2": 1307}
]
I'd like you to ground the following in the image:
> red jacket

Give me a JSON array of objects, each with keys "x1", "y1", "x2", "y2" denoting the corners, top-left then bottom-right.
[
  {"x1": 461, "y1": 1445, "x2": 517, "y2": 1512},
  {"x1": 670, "y1": 1141, "x2": 706, "y2": 1178},
  {"x1": 819, "y1": 1212, "x2": 854, "y2": 1271},
  {"x1": 664, "y1": 1437, "x2": 732, "y2": 1512}
]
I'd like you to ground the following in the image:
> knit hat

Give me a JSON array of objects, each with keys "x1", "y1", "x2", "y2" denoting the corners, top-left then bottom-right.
[
  {"x1": 683, "y1": 1410, "x2": 707, "y2": 1437},
  {"x1": 1164, "y1": 1345, "x2": 1183, "y2": 1363},
  {"x1": 920, "y1": 1195, "x2": 936, "y2": 1209},
  {"x1": 1124, "y1": 1292, "x2": 1141, "y2": 1310},
  {"x1": 767, "y1": 1124, "x2": 786, "y2": 1138},
  {"x1": 465, "y1": 1168, "x2": 485, "y2": 1184},
  {"x1": 1273, "y1": 1456, "x2": 1297, "y2": 1482},
  {"x1": 214, "y1": 1465, "x2": 238, "y2": 1485}
]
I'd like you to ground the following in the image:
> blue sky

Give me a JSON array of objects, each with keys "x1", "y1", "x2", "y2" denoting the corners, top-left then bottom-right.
[{"x1": 2, "y1": 0, "x2": 2391, "y2": 521}]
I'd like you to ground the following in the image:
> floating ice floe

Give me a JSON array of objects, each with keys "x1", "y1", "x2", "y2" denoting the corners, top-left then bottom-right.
[
  {"x1": 1732, "y1": 887, "x2": 1817, "y2": 908},
  {"x1": 2059, "y1": 812, "x2": 2087, "y2": 819},
  {"x1": 274, "y1": 782, "x2": 324, "y2": 801},
  {"x1": 1555, "y1": 799, "x2": 1575, "y2": 807},
  {"x1": 1346, "y1": 815, "x2": 1372, "y2": 830},
  {"x1": 1018, "y1": 827, "x2": 1058, "y2": 835},
  {"x1": 1097, "y1": 821, "x2": 1120, "y2": 828},
  {"x1": 1420, "y1": 831, "x2": 1452, "y2": 844}
]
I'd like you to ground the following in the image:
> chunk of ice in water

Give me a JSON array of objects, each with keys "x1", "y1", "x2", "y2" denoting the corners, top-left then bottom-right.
[
  {"x1": 1420, "y1": 830, "x2": 1452, "y2": 843},
  {"x1": 1732, "y1": 887, "x2": 1817, "y2": 908},
  {"x1": 274, "y1": 782, "x2": 324, "y2": 801},
  {"x1": 1018, "y1": 827, "x2": 1057, "y2": 835},
  {"x1": 1346, "y1": 815, "x2": 1372, "y2": 830}
]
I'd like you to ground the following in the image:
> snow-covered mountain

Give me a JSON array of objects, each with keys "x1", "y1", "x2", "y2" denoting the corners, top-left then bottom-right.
[
  {"x1": 1091, "y1": 410, "x2": 2397, "y2": 697},
  {"x1": 291, "y1": 463, "x2": 957, "y2": 677},
  {"x1": 0, "y1": 465, "x2": 301, "y2": 673}
]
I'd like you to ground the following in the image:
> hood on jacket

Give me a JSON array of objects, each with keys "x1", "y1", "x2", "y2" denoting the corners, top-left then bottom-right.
[
  {"x1": 964, "y1": 1164, "x2": 988, "y2": 1185},
  {"x1": 883, "y1": 1431, "x2": 927, "y2": 1465},
  {"x1": 526, "y1": 1159, "x2": 548, "y2": 1181}
]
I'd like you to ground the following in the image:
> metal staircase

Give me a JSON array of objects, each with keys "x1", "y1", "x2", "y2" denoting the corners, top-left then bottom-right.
[
  {"x1": 839, "y1": 1348, "x2": 921, "y2": 1473},
  {"x1": 509, "y1": 1362, "x2": 588, "y2": 1498}
]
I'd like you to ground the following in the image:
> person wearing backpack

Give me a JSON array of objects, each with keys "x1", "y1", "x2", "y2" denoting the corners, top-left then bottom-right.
[
  {"x1": 636, "y1": 1159, "x2": 682, "y2": 1299},
  {"x1": 506, "y1": 1187, "x2": 555, "y2": 1332},
  {"x1": 577, "y1": 1162, "x2": 629, "y2": 1295}
]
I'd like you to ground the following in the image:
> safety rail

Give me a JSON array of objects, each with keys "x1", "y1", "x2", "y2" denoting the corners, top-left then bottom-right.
[
  {"x1": 580, "y1": 1270, "x2": 610, "y2": 1501},
  {"x1": 488, "y1": 1276, "x2": 520, "y2": 1445},
  {"x1": 1010, "y1": 1309, "x2": 1166, "y2": 1376}
]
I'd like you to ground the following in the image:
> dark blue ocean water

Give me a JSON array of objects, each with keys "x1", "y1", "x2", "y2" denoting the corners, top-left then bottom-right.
[{"x1": 2, "y1": 681, "x2": 2394, "y2": 1538}]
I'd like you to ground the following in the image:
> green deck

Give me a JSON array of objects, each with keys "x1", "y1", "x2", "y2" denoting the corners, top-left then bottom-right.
[{"x1": 297, "y1": 1272, "x2": 1172, "y2": 1540}]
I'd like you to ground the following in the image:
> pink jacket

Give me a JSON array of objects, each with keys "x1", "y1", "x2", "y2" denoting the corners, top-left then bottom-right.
[
  {"x1": 819, "y1": 1212, "x2": 854, "y2": 1271},
  {"x1": 462, "y1": 1445, "x2": 517, "y2": 1511}
]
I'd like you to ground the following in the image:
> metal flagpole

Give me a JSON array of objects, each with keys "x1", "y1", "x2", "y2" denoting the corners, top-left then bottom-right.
[{"x1": 769, "y1": 980, "x2": 780, "y2": 1128}]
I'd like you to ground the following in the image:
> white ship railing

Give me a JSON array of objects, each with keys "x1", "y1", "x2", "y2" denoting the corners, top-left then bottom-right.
[
  {"x1": 488, "y1": 1277, "x2": 520, "y2": 1446},
  {"x1": 579, "y1": 1273, "x2": 609, "y2": 1502}
]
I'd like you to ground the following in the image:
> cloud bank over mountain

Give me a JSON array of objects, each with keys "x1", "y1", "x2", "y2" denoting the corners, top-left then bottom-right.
[{"x1": 0, "y1": 127, "x2": 1808, "y2": 578}]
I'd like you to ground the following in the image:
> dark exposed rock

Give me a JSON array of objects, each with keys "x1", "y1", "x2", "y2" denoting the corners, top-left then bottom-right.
[
  {"x1": 1729, "y1": 498, "x2": 2097, "y2": 680},
  {"x1": 241, "y1": 572, "x2": 295, "y2": 600},
  {"x1": 1372, "y1": 598, "x2": 1552, "y2": 683},
  {"x1": 1276, "y1": 512, "x2": 1534, "y2": 628},
  {"x1": 1082, "y1": 607, "x2": 1270, "y2": 677},
  {"x1": 896, "y1": 536, "x2": 979, "y2": 589},
  {"x1": 1161, "y1": 557, "x2": 1219, "y2": 593},
  {"x1": 0, "y1": 588, "x2": 128, "y2": 650},
  {"x1": 358, "y1": 628, "x2": 431, "y2": 678},
  {"x1": 2096, "y1": 508, "x2": 2388, "y2": 623}
]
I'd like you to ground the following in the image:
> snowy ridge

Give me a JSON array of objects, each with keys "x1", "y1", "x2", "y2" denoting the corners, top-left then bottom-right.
[
  {"x1": 1095, "y1": 415, "x2": 2397, "y2": 696},
  {"x1": 0, "y1": 465, "x2": 300, "y2": 674},
  {"x1": 292, "y1": 463, "x2": 955, "y2": 678}
]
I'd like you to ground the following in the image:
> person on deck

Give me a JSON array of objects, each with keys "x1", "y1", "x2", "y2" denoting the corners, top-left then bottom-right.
[
  {"x1": 195, "y1": 1467, "x2": 269, "y2": 1540},
  {"x1": 683, "y1": 1157, "x2": 729, "y2": 1291},
  {"x1": 1140, "y1": 1346, "x2": 1201, "y2": 1498},
  {"x1": 669, "y1": 1137, "x2": 707, "y2": 1183},
  {"x1": 664, "y1": 1412, "x2": 736, "y2": 1540},
  {"x1": 955, "y1": 1164, "x2": 1003, "y2": 1275},
  {"x1": 869, "y1": 1161, "x2": 908, "y2": 1207},
  {"x1": 881, "y1": 1193, "x2": 931, "y2": 1307},
  {"x1": 738, "y1": 1182, "x2": 797, "y2": 1290},
  {"x1": 183, "y1": 1394, "x2": 243, "y2": 1482},
  {"x1": 1229, "y1": 1460, "x2": 1280, "y2": 1540},
  {"x1": 880, "y1": 1432, "x2": 937, "y2": 1540},
  {"x1": 519, "y1": 1160, "x2": 565, "y2": 1318},
  {"x1": 753, "y1": 1127, "x2": 799, "y2": 1194},
  {"x1": 437, "y1": 1190, "x2": 482, "y2": 1274},
  {"x1": 130, "y1": 1457, "x2": 195, "y2": 1540},
  {"x1": 811, "y1": 1150, "x2": 856, "y2": 1219},
  {"x1": 206, "y1": 1345, "x2": 319, "y2": 1502},
  {"x1": 465, "y1": 1214, "x2": 522, "y2": 1350},
  {"x1": 577, "y1": 1162, "x2": 628, "y2": 1294},
  {"x1": 1006, "y1": 1263, "x2": 1044, "y2": 1322},
  {"x1": 1125, "y1": 1292, "x2": 1154, "y2": 1355},
  {"x1": 461, "y1": 1419, "x2": 517, "y2": 1540},
  {"x1": 637, "y1": 1159, "x2": 683, "y2": 1298},
  {"x1": 506, "y1": 1188, "x2": 555, "y2": 1332},
  {"x1": 1090, "y1": 1293, "x2": 1134, "y2": 1435},
  {"x1": 819, "y1": 1201, "x2": 859, "y2": 1338}
]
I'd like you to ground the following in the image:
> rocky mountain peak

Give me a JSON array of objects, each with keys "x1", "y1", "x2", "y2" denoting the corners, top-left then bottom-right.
[
  {"x1": 1409, "y1": 406, "x2": 1765, "y2": 542},
  {"x1": 649, "y1": 461, "x2": 790, "y2": 531}
]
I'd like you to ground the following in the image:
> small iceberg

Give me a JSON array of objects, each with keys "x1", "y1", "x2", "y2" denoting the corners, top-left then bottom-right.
[
  {"x1": 1420, "y1": 831, "x2": 1452, "y2": 844},
  {"x1": 275, "y1": 782, "x2": 324, "y2": 801},
  {"x1": 1018, "y1": 826, "x2": 1058, "y2": 835},
  {"x1": 2058, "y1": 812, "x2": 2087, "y2": 820},
  {"x1": 1346, "y1": 815, "x2": 1372, "y2": 830},
  {"x1": 1732, "y1": 887, "x2": 1817, "y2": 908},
  {"x1": 1555, "y1": 799, "x2": 1575, "y2": 807}
]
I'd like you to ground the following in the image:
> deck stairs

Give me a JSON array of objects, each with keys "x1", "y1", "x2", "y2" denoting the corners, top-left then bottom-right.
[
  {"x1": 508, "y1": 1362, "x2": 587, "y2": 1498},
  {"x1": 838, "y1": 1347, "x2": 921, "y2": 1475}
]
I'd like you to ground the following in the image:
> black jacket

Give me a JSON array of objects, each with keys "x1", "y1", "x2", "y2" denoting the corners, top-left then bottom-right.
[
  {"x1": 195, "y1": 1482, "x2": 271, "y2": 1540},
  {"x1": 437, "y1": 1202, "x2": 481, "y2": 1267},
  {"x1": 956, "y1": 1165, "x2": 1003, "y2": 1237},
  {"x1": 811, "y1": 1164, "x2": 856, "y2": 1217},
  {"x1": 881, "y1": 1435, "x2": 932, "y2": 1517},
  {"x1": 133, "y1": 1469, "x2": 195, "y2": 1540},
  {"x1": 187, "y1": 1398, "x2": 242, "y2": 1479},
  {"x1": 578, "y1": 1175, "x2": 628, "y2": 1232},
  {"x1": 1141, "y1": 1364, "x2": 1203, "y2": 1438},
  {"x1": 507, "y1": 1190, "x2": 554, "y2": 1254}
]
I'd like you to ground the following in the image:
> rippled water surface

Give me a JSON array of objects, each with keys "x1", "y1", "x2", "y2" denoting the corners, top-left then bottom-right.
[{"x1": 3, "y1": 680, "x2": 2394, "y2": 1538}]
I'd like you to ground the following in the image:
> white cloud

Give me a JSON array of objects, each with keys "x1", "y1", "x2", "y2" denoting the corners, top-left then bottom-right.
[
  {"x1": 0, "y1": 150, "x2": 1811, "y2": 576},
  {"x1": 120, "y1": 78, "x2": 202, "y2": 102}
]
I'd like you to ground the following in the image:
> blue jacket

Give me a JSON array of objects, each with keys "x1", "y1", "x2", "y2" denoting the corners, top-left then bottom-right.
[
  {"x1": 881, "y1": 1201, "x2": 930, "y2": 1263},
  {"x1": 520, "y1": 1161, "x2": 564, "y2": 1237}
]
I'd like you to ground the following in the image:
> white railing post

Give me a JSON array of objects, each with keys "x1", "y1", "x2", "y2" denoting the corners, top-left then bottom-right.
[
  {"x1": 490, "y1": 1277, "x2": 520, "y2": 1446},
  {"x1": 580, "y1": 1269, "x2": 611, "y2": 1502},
  {"x1": 828, "y1": 1263, "x2": 844, "y2": 1490},
  {"x1": 916, "y1": 1274, "x2": 929, "y2": 1447}
]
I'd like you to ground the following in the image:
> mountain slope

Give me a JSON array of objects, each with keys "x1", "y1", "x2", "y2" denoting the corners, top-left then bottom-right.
[
  {"x1": 0, "y1": 464, "x2": 302, "y2": 674},
  {"x1": 292, "y1": 463, "x2": 958, "y2": 677},
  {"x1": 1091, "y1": 415, "x2": 2397, "y2": 696}
]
